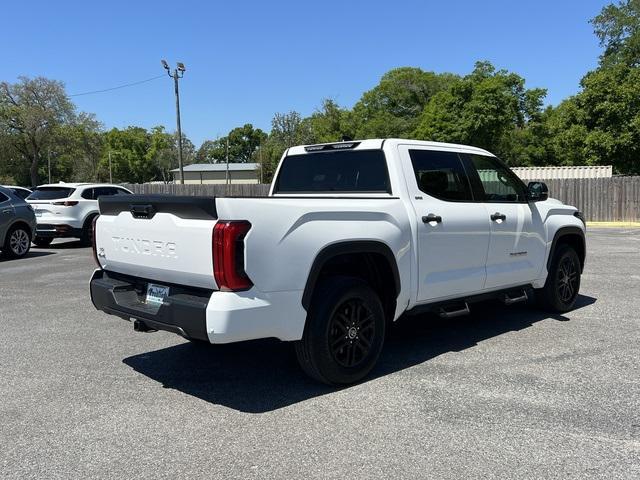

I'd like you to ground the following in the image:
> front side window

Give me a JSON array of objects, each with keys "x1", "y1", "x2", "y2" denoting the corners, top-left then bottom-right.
[
  {"x1": 465, "y1": 154, "x2": 526, "y2": 203},
  {"x1": 409, "y1": 149, "x2": 473, "y2": 202},
  {"x1": 93, "y1": 187, "x2": 121, "y2": 198},
  {"x1": 274, "y1": 150, "x2": 390, "y2": 194}
]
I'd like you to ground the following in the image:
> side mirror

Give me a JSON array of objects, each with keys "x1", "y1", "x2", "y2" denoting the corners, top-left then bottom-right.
[{"x1": 527, "y1": 181, "x2": 549, "y2": 202}]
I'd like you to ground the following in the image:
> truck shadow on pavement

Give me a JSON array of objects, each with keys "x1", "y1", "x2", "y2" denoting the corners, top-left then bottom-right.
[
  {"x1": 123, "y1": 294, "x2": 597, "y2": 413},
  {"x1": 0, "y1": 250, "x2": 56, "y2": 261}
]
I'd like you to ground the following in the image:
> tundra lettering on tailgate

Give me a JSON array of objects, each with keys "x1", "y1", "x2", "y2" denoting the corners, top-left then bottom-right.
[{"x1": 111, "y1": 236, "x2": 177, "y2": 258}]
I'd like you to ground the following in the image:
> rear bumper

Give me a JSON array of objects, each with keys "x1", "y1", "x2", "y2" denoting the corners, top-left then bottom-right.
[
  {"x1": 36, "y1": 223, "x2": 83, "y2": 238},
  {"x1": 90, "y1": 270, "x2": 308, "y2": 344},
  {"x1": 90, "y1": 269, "x2": 211, "y2": 341},
  {"x1": 36, "y1": 215, "x2": 84, "y2": 229}
]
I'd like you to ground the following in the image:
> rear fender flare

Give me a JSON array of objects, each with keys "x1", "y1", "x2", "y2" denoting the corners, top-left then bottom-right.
[{"x1": 301, "y1": 240, "x2": 401, "y2": 310}]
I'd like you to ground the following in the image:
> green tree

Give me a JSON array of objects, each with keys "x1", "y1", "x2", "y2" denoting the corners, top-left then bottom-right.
[
  {"x1": 230, "y1": 124, "x2": 267, "y2": 162},
  {"x1": 547, "y1": 64, "x2": 640, "y2": 173},
  {"x1": 101, "y1": 127, "x2": 154, "y2": 183},
  {"x1": 413, "y1": 61, "x2": 547, "y2": 164},
  {"x1": 198, "y1": 124, "x2": 267, "y2": 166},
  {"x1": 307, "y1": 99, "x2": 354, "y2": 143},
  {"x1": 196, "y1": 139, "x2": 219, "y2": 163},
  {"x1": 147, "y1": 126, "x2": 175, "y2": 182},
  {"x1": 259, "y1": 112, "x2": 314, "y2": 183},
  {"x1": 51, "y1": 113, "x2": 105, "y2": 182},
  {"x1": 0, "y1": 77, "x2": 75, "y2": 186},
  {"x1": 591, "y1": 0, "x2": 640, "y2": 67},
  {"x1": 174, "y1": 131, "x2": 196, "y2": 166},
  {"x1": 544, "y1": 1, "x2": 640, "y2": 173},
  {"x1": 352, "y1": 67, "x2": 459, "y2": 138}
]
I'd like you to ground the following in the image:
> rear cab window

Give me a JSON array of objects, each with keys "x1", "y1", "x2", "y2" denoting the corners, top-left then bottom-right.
[
  {"x1": 274, "y1": 149, "x2": 391, "y2": 194},
  {"x1": 27, "y1": 187, "x2": 75, "y2": 200},
  {"x1": 409, "y1": 150, "x2": 473, "y2": 202}
]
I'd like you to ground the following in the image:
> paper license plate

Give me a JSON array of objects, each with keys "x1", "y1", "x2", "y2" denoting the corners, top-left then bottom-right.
[{"x1": 146, "y1": 283, "x2": 169, "y2": 305}]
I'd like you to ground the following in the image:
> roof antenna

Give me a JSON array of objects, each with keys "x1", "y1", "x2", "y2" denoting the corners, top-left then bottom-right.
[{"x1": 341, "y1": 135, "x2": 353, "y2": 142}]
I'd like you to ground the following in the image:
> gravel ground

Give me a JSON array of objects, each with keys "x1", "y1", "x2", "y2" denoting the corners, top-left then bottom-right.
[{"x1": 0, "y1": 228, "x2": 638, "y2": 479}]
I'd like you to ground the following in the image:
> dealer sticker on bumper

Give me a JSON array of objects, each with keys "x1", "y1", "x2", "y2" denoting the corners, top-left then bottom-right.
[{"x1": 146, "y1": 283, "x2": 169, "y2": 305}]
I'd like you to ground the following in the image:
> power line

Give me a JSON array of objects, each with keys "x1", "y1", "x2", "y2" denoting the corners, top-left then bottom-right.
[{"x1": 69, "y1": 74, "x2": 165, "y2": 97}]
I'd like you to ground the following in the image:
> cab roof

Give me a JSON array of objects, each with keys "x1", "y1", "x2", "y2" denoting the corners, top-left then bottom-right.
[{"x1": 287, "y1": 139, "x2": 494, "y2": 157}]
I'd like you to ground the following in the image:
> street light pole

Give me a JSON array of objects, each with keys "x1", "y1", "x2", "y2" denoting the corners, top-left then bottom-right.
[
  {"x1": 162, "y1": 60, "x2": 186, "y2": 184},
  {"x1": 225, "y1": 137, "x2": 230, "y2": 195}
]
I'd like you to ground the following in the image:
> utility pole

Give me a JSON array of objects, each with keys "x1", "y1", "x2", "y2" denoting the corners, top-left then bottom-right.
[
  {"x1": 161, "y1": 60, "x2": 186, "y2": 184},
  {"x1": 48, "y1": 150, "x2": 51, "y2": 183},
  {"x1": 225, "y1": 137, "x2": 230, "y2": 195},
  {"x1": 108, "y1": 151, "x2": 113, "y2": 183},
  {"x1": 259, "y1": 144, "x2": 263, "y2": 184}
]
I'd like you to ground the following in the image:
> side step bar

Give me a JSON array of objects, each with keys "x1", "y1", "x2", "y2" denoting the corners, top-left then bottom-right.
[
  {"x1": 407, "y1": 285, "x2": 534, "y2": 318},
  {"x1": 502, "y1": 289, "x2": 528, "y2": 305},
  {"x1": 438, "y1": 302, "x2": 470, "y2": 318}
]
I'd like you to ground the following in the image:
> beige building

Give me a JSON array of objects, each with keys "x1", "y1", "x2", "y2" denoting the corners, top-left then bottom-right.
[
  {"x1": 171, "y1": 163, "x2": 259, "y2": 184},
  {"x1": 511, "y1": 165, "x2": 613, "y2": 181}
]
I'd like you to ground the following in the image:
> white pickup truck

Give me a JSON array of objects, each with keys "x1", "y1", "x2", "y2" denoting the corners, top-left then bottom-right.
[{"x1": 90, "y1": 139, "x2": 586, "y2": 384}]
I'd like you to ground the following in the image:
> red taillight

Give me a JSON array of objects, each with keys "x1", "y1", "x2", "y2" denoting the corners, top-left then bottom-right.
[
  {"x1": 91, "y1": 215, "x2": 101, "y2": 268},
  {"x1": 213, "y1": 221, "x2": 252, "y2": 291},
  {"x1": 52, "y1": 200, "x2": 79, "y2": 206}
]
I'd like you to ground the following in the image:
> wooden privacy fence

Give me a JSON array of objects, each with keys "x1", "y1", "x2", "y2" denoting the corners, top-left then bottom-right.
[
  {"x1": 121, "y1": 183, "x2": 271, "y2": 197},
  {"x1": 122, "y1": 176, "x2": 640, "y2": 222},
  {"x1": 543, "y1": 177, "x2": 640, "y2": 222}
]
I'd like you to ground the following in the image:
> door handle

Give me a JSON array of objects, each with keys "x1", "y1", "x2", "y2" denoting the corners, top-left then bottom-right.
[
  {"x1": 422, "y1": 213, "x2": 442, "y2": 224},
  {"x1": 2, "y1": 208, "x2": 12, "y2": 214},
  {"x1": 490, "y1": 212, "x2": 506, "y2": 221}
]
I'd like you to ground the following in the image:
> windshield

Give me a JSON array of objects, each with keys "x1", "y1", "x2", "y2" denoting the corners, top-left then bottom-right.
[
  {"x1": 27, "y1": 187, "x2": 76, "y2": 200},
  {"x1": 274, "y1": 150, "x2": 390, "y2": 194}
]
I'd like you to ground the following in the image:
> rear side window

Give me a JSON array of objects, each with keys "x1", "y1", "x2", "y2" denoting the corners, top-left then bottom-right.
[
  {"x1": 27, "y1": 187, "x2": 75, "y2": 200},
  {"x1": 0, "y1": 192, "x2": 9, "y2": 203},
  {"x1": 115, "y1": 188, "x2": 131, "y2": 195},
  {"x1": 409, "y1": 150, "x2": 473, "y2": 202},
  {"x1": 81, "y1": 188, "x2": 95, "y2": 200},
  {"x1": 274, "y1": 150, "x2": 390, "y2": 194}
]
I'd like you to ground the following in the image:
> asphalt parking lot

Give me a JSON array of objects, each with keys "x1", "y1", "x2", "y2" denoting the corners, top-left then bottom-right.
[{"x1": 0, "y1": 229, "x2": 639, "y2": 479}]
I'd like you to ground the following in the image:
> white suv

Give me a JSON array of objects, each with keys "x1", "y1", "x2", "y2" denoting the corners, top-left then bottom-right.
[{"x1": 27, "y1": 183, "x2": 132, "y2": 247}]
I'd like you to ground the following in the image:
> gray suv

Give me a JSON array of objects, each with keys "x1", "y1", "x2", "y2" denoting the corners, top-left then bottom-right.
[{"x1": 0, "y1": 186, "x2": 37, "y2": 259}]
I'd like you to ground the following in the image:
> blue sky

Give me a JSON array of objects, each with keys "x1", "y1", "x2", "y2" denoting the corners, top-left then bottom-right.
[{"x1": 1, "y1": 0, "x2": 608, "y2": 146}]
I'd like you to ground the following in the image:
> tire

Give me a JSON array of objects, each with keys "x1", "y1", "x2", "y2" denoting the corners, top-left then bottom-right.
[
  {"x1": 295, "y1": 276, "x2": 386, "y2": 385},
  {"x1": 79, "y1": 215, "x2": 97, "y2": 246},
  {"x1": 3, "y1": 225, "x2": 32, "y2": 259},
  {"x1": 536, "y1": 244, "x2": 581, "y2": 313},
  {"x1": 33, "y1": 237, "x2": 53, "y2": 248}
]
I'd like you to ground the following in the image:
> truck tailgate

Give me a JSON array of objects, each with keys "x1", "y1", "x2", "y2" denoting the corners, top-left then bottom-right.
[{"x1": 95, "y1": 195, "x2": 218, "y2": 290}]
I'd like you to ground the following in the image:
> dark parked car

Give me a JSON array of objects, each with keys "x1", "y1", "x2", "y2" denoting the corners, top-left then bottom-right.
[
  {"x1": 2, "y1": 185, "x2": 32, "y2": 200},
  {"x1": 0, "y1": 186, "x2": 37, "y2": 259}
]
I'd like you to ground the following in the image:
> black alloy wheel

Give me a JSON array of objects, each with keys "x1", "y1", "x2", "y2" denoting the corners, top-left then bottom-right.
[{"x1": 329, "y1": 298, "x2": 376, "y2": 368}]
